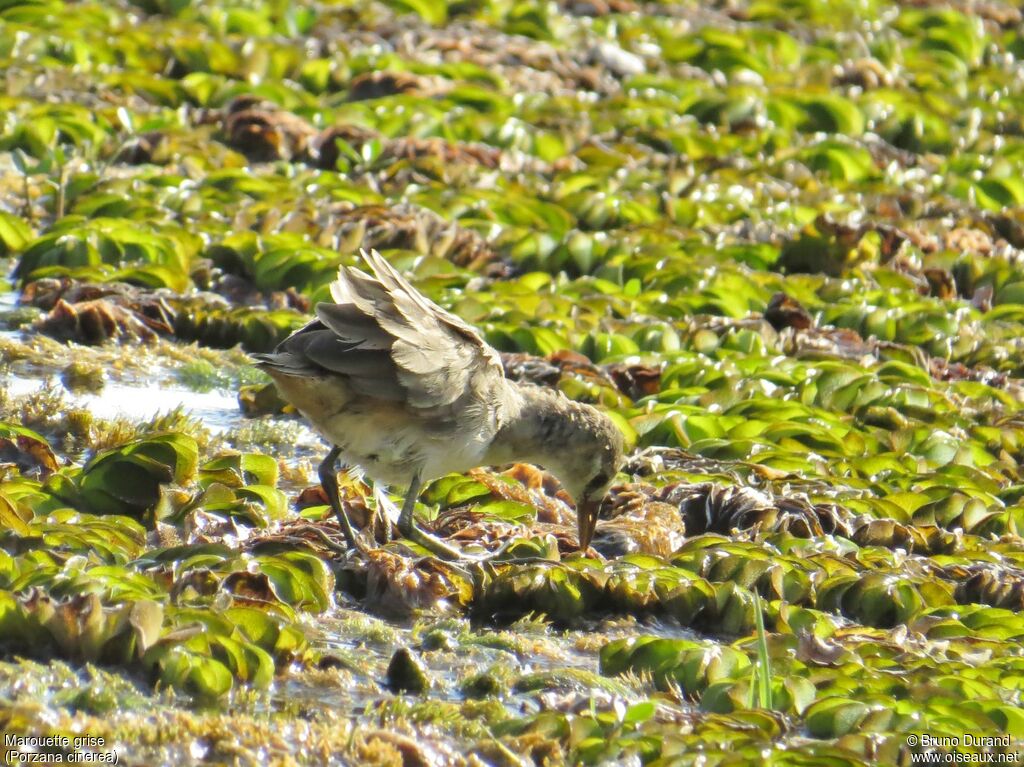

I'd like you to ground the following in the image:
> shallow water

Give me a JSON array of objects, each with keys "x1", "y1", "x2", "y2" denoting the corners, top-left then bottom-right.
[
  {"x1": 283, "y1": 609, "x2": 701, "y2": 715},
  {"x1": 0, "y1": 282, "x2": 324, "y2": 452},
  {"x1": 7, "y1": 374, "x2": 244, "y2": 433},
  {"x1": 0, "y1": 288, "x2": 17, "y2": 314}
]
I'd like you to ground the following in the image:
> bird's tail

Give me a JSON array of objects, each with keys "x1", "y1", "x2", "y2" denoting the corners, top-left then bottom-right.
[{"x1": 251, "y1": 350, "x2": 316, "y2": 376}]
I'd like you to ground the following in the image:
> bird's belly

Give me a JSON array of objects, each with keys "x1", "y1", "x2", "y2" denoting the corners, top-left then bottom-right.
[
  {"x1": 333, "y1": 422, "x2": 490, "y2": 486},
  {"x1": 318, "y1": 405, "x2": 492, "y2": 487},
  {"x1": 267, "y1": 371, "x2": 497, "y2": 486}
]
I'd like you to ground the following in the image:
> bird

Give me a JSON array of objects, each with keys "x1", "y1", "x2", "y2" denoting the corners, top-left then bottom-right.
[{"x1": 252, "y1": 249, "x2": 625, "y2": 560}]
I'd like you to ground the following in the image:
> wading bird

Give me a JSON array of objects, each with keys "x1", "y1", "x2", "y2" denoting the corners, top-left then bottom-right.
[{"x1": 253, "y1": 250, "x2": 624, "y2": 560}]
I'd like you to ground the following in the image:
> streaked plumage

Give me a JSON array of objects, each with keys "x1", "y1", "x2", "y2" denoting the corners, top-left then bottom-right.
[{"x1": 253, "y1": 249, "x2": 624, "y2": 559}]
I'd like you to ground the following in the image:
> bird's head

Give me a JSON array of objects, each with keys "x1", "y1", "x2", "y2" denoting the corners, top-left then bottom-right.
[
  {"x1": 570, "y1": 412, "x2": 625, "y2": 551},
  {"x1": 489, "y1": 386, "x2": 627, "y2": 552}
]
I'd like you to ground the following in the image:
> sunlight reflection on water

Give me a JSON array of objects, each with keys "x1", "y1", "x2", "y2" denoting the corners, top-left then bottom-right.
[{"x1": 7, "y1": 375, "x2": 243, "y2": 433}]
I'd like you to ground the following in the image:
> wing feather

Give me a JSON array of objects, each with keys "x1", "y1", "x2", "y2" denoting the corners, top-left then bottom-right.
[
  {"x1": 315, "y1": 303, "x2": 391, "y2": 349},
  {"x1": 255, "y1": 249, "x2": 508, "y2": 413}
]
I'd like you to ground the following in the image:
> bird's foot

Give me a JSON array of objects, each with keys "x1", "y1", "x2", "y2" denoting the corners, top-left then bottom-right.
[
  {"x1": 394, "y1": 526, "x2": 563, "y2": 566},
  {"x1": 397, "y1": 520, "x2": 470, "y2": 562},
  {"x1": 285, "y1": 523, "x2": 364, "y2": 556}
]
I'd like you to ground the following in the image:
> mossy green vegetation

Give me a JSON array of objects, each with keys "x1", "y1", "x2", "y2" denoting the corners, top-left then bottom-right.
[{"x1": 2, "y1": 0, "x2": 1024, "y2": 763}]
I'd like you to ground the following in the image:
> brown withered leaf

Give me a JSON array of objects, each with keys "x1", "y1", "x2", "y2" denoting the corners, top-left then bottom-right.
[
  {"x1": 659, "y1": 482, "x2": 853, "y2": 538},
  {"x1": 223, "y1": 107, "x2": 315, "y2": 162},
  {"x1": 23, "y1": 278, "x2": 150, "y2": 310},
  {"x1": 501, "y1": 353, "x2": 562, "y2": 386},
  {"x1": 606, "y1": 363, "x2": 662, "y2": 399},
  {"x1": 784, "y1": 325, "x2": 877, "y2": 364},
  {"x1": 624, "y1": 446, "x2": 745, "y2": 479},
  {"x1": 433, "y1": 507, "x2": 523, "y2": 550},
  {"x1": 851, "y1": 519, "x2": 959, "y2": 555},
  {"x1": 37, "y1": 298, "x2": 159, "y2": 344},
  {"x1": 222, "y1": 571, "x2": 278, "y2": 605},
  {"x1": 593, "y1": 500, "x2": 685, "y2": 558},
  {"x1": 922, "y1": 267, "x2": 957, "y2": 299},
  {"x1": 312, "y1": 124, "x2": 381, "y2": 169},
  {"x1": 356, "y1": 549, "x2": 473, "y2": 616},
  {"x1": 325, "y1": 202, "x2": 502, "y2": 270},
  {"x1": 764, "y1": 292, "x2": 813, "y2": 331},
  {"x1": 0, "y1": 434, "x2": 58, "y2": 477},
  {"x1": 599, "y1": 483, "x2": 655, "y2": 520},
  {"x1": 549, "y1": 348, "x2": 604, "y2": 377},
  {"x1": 953, "y1": 566, "x2": 1024, "y2": 611},
  {"x1": 814, "y1": 213, "x2": 908, "y2": 261},
  {"x1": 498, "y1": 464, "x2": 576, "y2": 523},
  {"x1": 295, "y1": 485, "x2": 330, "y2": 509},
  {"x1": 385, "y1": 137, "x2": 502, "y2": 169},
  {"x1": 348, "y1": 71, "x2": 436, "y2": 101},
  {"x1": 928, "y1": 358, "x2": 1006, "y2": 388}
]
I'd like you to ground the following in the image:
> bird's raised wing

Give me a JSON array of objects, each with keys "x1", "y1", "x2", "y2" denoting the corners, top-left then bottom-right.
[{"x1": 256, "y1": 249, "x2": 506, "y2": 412}]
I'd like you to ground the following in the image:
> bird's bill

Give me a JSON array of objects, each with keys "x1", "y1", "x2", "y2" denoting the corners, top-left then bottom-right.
[{"x1": 576, "y1": 498, "x2": 600, "y2": 551}]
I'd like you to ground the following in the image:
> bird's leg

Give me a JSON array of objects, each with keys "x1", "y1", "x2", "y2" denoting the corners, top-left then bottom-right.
[
  {"x1": 396, "y1": 471, "x2": 466, "y2": 561},
  {"x1": 318, "y1": 446, "x2": 367, "y2": 553}
]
